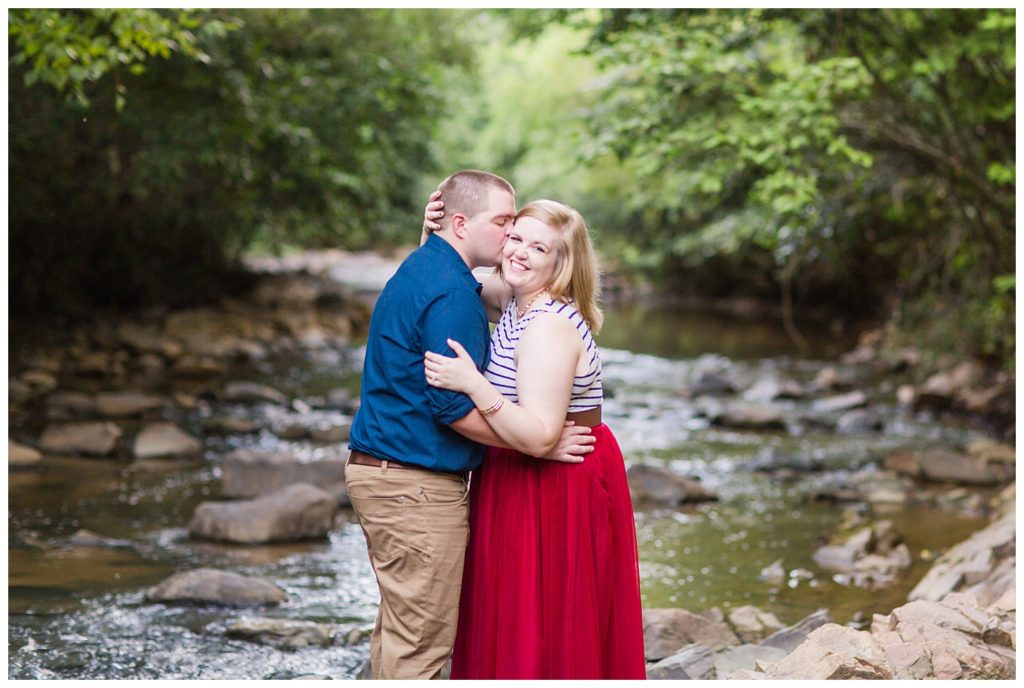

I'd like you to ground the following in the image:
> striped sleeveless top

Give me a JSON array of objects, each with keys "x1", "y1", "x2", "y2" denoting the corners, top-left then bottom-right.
[{"x1": 484, "y1": 296, "x2": 603, "y2": 411}]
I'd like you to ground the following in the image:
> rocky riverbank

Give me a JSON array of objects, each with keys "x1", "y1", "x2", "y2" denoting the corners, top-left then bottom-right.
[
  {"x1": 646, "y1": 487, "x2": 1015, "y2": 679},
  {"x1": 7, "y1": 249, "x2": 1016, "y2": 679}
]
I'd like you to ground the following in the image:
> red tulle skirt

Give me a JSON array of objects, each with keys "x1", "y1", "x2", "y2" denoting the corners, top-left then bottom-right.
[{"x1": 450, "y1": 424, "x2": 646, "y2": 679}]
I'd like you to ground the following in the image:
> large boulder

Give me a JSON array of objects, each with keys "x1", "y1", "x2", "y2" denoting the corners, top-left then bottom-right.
[
  {"x1": 758, "y1": 608, "x2": 831, "y2": 654},
  {"x1": 94, "y1": 391, "x2": 165, "y2": 417},
  {"x1": 221, "y1": 450, "x2": 348, "y2": 501},
  {"x1": 147, "y1": 568, "x2": 287, "y2": 606},
  {"x1": 626, "y1": 464, "x2": 718, "y2": 506},
  {"x1": 753, "y1": 625, "x2": 893, "y2": 679},
  {"x1": 38, "y1": 421, "x2": 122, "y2": 456},
  {"x1": 870, "y1": 594, "x2": 1016, "y2": 679},
  {"x1": 915, "y1": 361, "x2": 984, "y2": 410},
  {"x1": 642, "y1": 607, "x2": 741, "y2": 661},
  {"x1": 646, "y1": 643, "x2": 716, "y2": 679},
  {"x1": 133, "y1": 423, "x2": 202, "y2": 459},
  {"x1": 189, "y1": 483, "x2": 337, "y2": 544},
  {"x1": 225, "y1": 617, "x2": 337, "y2": 650},
  {"x1": 909, "y1": 511, "x2": 1015, "y2": 603}
]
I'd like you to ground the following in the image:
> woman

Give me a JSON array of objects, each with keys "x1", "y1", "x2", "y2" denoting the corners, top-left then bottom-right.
[{"x1": 422, "y1": 198, "x2": 646, "y2": 679}]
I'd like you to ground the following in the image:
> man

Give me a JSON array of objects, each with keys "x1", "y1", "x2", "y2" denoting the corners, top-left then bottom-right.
[{"x1": 345, "y1": 170, "x2": 593, "y2": 679}]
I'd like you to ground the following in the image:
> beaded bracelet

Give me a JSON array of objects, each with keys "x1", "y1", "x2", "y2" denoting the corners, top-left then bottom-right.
[{"x1": 479, "y1": 394, "x2": 505, "y2": 416}]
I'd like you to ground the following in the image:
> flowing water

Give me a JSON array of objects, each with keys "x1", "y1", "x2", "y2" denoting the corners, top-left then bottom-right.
[{"x1": 8, "y1": 301, "x2": 993, "y2": 679}]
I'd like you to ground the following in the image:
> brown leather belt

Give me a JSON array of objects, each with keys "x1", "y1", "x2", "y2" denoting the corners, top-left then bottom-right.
[
  {"x1": 566, "y1": 406, "x2": 602, "y2": 427},
  {"x1": 348, "y1": 450, "x2": 466, "y2": 478}
]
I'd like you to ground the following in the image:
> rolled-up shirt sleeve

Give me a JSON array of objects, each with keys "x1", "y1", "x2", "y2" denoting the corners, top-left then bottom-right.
[{"x1": 421, "y1": 288, "x2": 489, "y2": 425}]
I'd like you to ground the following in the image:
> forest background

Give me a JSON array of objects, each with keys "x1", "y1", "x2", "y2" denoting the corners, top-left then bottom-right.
[{"x1": 8, "y1": 8, "x2": 1016, "y2": 371}]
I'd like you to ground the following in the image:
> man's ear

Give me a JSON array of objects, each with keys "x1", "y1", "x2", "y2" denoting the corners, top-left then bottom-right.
[{"x1": 450, "y1": 213, "x2": 469, "y2": 239}]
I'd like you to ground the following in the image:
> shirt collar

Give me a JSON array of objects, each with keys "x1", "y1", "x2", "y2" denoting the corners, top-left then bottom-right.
[{"x1": 424, "y1": 233, "x2": 483, "y2": 294}]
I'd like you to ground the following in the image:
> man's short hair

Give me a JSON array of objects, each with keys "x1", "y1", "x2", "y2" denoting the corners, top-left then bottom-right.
[{"x1": 436, "y1": 170, "x2": 514, "y2": 231}]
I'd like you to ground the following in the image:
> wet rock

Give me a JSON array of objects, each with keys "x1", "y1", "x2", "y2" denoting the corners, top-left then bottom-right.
[
  {"x1": 225, "y1": 617, "x2": 337, "y2": 650},
  {"x1": 743, "y1": 377, "x2": 807, "y2": 402},
  {"x1": 278, "y1": 424, "x2": 313, "y2": 440},
  {"x1": 311, "y1": 425, "x2": 350, "y2": 443},
  {"x1": 896, "y1": 384, "x2": 916, "y2": 406},
  {"x1": 626, "y1": 464, "x2": 718, "y2": 506},
  {"x1": 9, "y1": 440, "x2": 42, "y2": 467},
  {"x1": 147, "y1": 568, "x2": 287, "y2": 606},
  {"x1": 754, "y1": 625, "x2": 893, "y2": 679},
  {"x1": 203, "y1": 416, "x2": 261, "y2": 435},
  {"x1": 813, "y1": 520, "x2": 912, "y2": 589},
  {"x1": 918, "y1": 448, "x2": 1010, "y2": 486},
  {"x1": 341, "y1": 624, "x2": 374, "y2": 646},
  {"x1": 710, "y1": 403, "x2": 786, "y2": 431},
  {"x1": 836, "y1": 409, "x2": 883, "y2": 433},
  {"x1": 965, "y1": 440, "x2": 1015, "y2": 483},
  {"x1": 909, "y1": 511, "x2": 1014, "y2": 603},
  {"x1": 9, "y1": 378, "x2": 34, "y2": 404},
  {"x1": 811, "y1": 366, "x2": 849, "y2": 391},
  {"x1": 646, "y1": 643, "x2": 716, "y2": 679},
  {"x1": 94, "y1": 391, "x2": 165, "y2": 417},
  {"x1": 883, "y1": 449, "x2": 921, "y2": 478},
  {"x1": 727, "y1": 605, "x2": 784, "y2": 643},
  {"x1": 117, "y1": 323, "x2": 182, "y2": 358},
  {"x1": 189, "y1": 483, "x2": 337, "y2": 544},
  {"x1": 22, "y1": 370, "x2": 58, "y2": 393},
  {"x1": 73, "y1": 351, "x2": 123, "y2": 377},
  {"x1": 846, "y1": 470, "x2": 914, "y2": 506},
  {"x1": 317, "y1": 388, "x2": 359, "y2": 414},
  {"x1": 759, "y1": 608, "x2": 831, "y2": 654},
  {"x1": 172, "y1": 354, "x2": 227, "y2": 377},
  {"x1": 642, "y1": 607, "x2": 741, "y2": 660},
  {"x1": 66, "y1": 529, "x2": 132, "y2": 548},
  {"x1": 223, "y1": 381, "x2": 288, "y2": 405},
  {"x1": 46, "y1": 391, "x2": 96, "y2": 419},
  {"x1": 221, "y1": 449, "x2": 348, "y2": 499},
  {"x1": 133, "y1": 353, "x2": 167, "y2": 372},
  {"x1": 133, "y1": 423, "x2": 202, "y2": 459},
  {"x1": 690, "y1": 371, "x2": 737, "y2": 397},
  {"x1": 758, "y1": 559, "x2": 785, "y2": 585},
  {"x1": 251, "y1": 274, "x2": 322, "y2": 306},
  {"x1": 811, "y1": 391, "x2": 867, "y2": 413},
  {"x1": 915, "y1": 361, "x2": 984, "y2": 410},
  {"x1": 745, "y1": 447, "x2": 822, "y2": 474},
  {"x1": 960, "y1": 380, "x2": 1014, "y2": 417},
  {"x1": 39, "y1": 421, "x2": 122, "y2": 456},
  {"x1": 714, "y1": 643, "x2": 788, "y2": 677}
]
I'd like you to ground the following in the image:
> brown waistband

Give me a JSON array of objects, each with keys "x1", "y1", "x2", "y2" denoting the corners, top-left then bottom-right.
[
  {"x1": 566, "y1": 406, "x2": 602, "y2": 428},
  {"x1": 348, "y1": 450, "x2": 466, "y2": 478}
]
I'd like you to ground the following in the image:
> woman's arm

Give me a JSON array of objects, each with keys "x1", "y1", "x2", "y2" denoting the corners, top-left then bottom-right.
[{"x1": 425, "y1": 314, "x2": 581, "y2": 457}]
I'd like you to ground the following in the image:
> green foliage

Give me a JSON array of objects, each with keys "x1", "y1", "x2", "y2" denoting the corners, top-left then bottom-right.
[
  {"x1": 9, "y1": 8, "x2": 472, "y2": 315},
  {"x1": 573, "y1": 8, "x2": 1015, "y2": 362},
  {"x1": 8, "y1": 8, "x2": 226, "y2": 109}
]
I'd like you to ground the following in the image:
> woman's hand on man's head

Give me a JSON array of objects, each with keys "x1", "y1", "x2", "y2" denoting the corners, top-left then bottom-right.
[{"x1": 423, "y1": 189, "x2": 444, "y2": 233}]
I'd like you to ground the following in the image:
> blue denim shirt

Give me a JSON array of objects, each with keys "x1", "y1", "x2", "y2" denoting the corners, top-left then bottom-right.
[{"x1": 349, "y1": 234, "x2": 490, "y2": 472}]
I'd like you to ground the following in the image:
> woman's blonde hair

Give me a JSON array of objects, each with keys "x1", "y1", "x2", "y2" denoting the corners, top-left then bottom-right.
[{"x1": 506, "y1": 199, "x2": 603, "y2": 335}]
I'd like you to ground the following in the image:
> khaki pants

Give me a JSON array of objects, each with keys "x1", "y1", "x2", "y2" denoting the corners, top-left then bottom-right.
[{"x1": 345, "y1": 460, "x2": 470, "y2": 680}]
